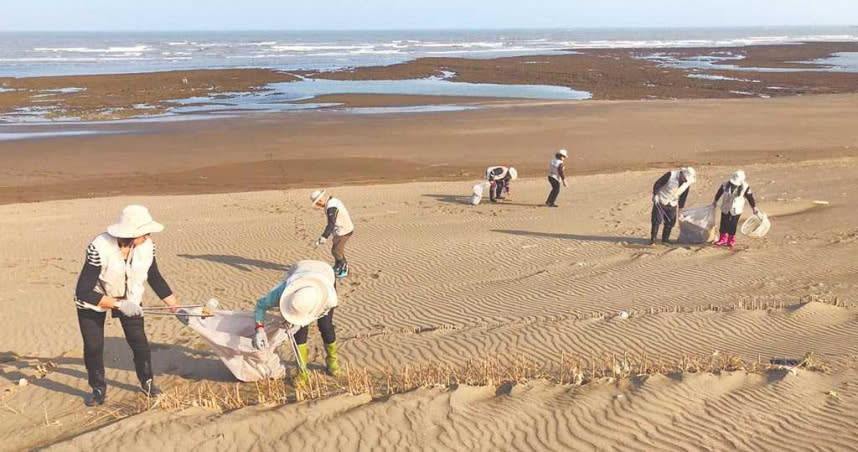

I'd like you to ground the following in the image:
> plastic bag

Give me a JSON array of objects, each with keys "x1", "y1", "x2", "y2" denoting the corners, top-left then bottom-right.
[
  {"x1": 678, "y1": 205, "x2": 717, "y2": 243},
  {"x1": 470, "y1": 183, "x2": 485, "y2": 206}
]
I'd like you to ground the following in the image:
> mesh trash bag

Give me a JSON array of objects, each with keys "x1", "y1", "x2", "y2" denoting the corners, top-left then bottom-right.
[
  {"x1": 741, "y1": 212, "x2": 771, "y2": 238},
  {"x1": 186, "y1": 309, "x2": 298, "y2": 382},
  {"x1": 678, "y1": 204, "x2": 717, "y2": 244},
  {"x1": 470, "y1": 183, "x2": 485, "y2": 206}
]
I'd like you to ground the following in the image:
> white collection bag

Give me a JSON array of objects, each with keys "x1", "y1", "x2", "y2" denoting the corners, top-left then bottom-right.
[
  {"x1": 678, "y1": 205, "x2": 717, "y2": 243},
  {"x1": 470, "y1": 183, "x2": 486, "y2": 206},
  {"x1": 186, "y1": 309, "x2": 297, "y2": 382}
]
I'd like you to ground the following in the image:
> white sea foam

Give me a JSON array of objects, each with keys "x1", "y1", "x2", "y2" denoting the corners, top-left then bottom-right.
[
  {"x1": 687, "y1": 74, "x2": 759, "y2": 82},
  {"x1": 34, "y1": 45, "x2": 150, "y2": 53}
]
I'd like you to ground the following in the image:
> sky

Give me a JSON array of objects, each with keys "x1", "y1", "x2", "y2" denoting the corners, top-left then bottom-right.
[{"x1": 0, "y1": 0, "x2": 856, "y2": 31}]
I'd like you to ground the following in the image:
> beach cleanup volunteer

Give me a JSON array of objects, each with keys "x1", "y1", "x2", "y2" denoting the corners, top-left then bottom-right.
[
  {"x1": 311, "y1": 190, "x2": 354, "y2": 278},
  {"x1": 712, "y1": 170, "x2": 759, "y2": 249},
  {"x1": 545, "y1": 149, "x2": 568, "y2": 207},
  {"x1": 486, "y1": 165, "x2": 519, "y2": 203},
  {"x1": 73, "y1": 205, "x2": 179, "y2": 406},
  {"x1": 650, "y1": 167, "x2": 696, "y2": 244},
  {"x1": 252, "y1": 260, "x2": 340, "y2": 380}
]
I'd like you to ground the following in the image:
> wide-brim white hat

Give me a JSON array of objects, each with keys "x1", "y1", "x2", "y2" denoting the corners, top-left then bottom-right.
[
  {"x1": 107, "y1": 205, "x2": 164, "y2": 239},
  {"x1": 310, "y1": 189, "x2": 327, "y2": 205},
  {"x1": 557, "y1": 149, "x2": 568, "y2": 158},
  {"x1": 279, "y1": 275, "x2": 336, "y2": 327},
  {"x1": 729, "y1": 170, "x2": 746, "y2": 186}
]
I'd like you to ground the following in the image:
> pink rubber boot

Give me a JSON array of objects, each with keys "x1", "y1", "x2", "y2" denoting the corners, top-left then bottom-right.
[
  {"x1": 713, "y1": 233, "x2": 728, "y2": 247},
  {"x1": 727, "y1": 235, "x2": 736, "y2": 249}
]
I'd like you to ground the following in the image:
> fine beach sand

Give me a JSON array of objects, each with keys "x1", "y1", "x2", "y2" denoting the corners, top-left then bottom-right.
[{"x1": 2, "y1": 96, "x2": 858, "y2": 450}]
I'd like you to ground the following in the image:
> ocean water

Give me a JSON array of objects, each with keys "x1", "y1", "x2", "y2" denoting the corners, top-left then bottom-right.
[{"x1": 1, "y1": 27, "x2": 857, "y2": 77}]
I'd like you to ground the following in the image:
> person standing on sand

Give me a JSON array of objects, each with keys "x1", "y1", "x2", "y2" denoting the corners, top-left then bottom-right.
[
  {"x1": 712, "y1": 170, "x2": 759, "y2": 249},
  {"x1": 252, "y1": 260, "x2": 340, "y2": 382},
  {"x1": 545, "y1": 149, "x2": 568, "y2": 207},
  {"x1": 486, "y1": 165, "x2": 518, "y2": 203},
  {"x1": 311, "y1": 190, "x2": 354, "y2": 278},
  {"x1": 650, "y1": 167, "x2": 696, "y2": 245},
  {"x1": 73, "y1": 205, "x2": 179, "y2": 406}
]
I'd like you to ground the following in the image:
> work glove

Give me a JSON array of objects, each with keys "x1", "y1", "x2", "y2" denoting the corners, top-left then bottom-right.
[
  {"x1": 753, "y1": 207, "x2": 761, "y2": 216},
  {"x1": 252, "y1": 327, "x2": 268, "y2": 350},
  {"x1": 75, "y1": 300, "x2": 102, "y2": 312},
  {"x1": 116, "y1": 300, "x2": 143, "y2": 317},
  {"x1": 315, "y1": 236, "x2": 327, "y2": 247},
  {"x1": 652, "y1": 194, "x2": 659, "y2": 204},
  {"x1": 562, "y1": 179, "x2": 568, "y2": 187}
]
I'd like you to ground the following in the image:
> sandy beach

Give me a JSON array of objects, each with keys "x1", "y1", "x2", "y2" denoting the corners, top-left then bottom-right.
[{"x1": 2, "y1": 85, "x2": 858, "y2": 449}]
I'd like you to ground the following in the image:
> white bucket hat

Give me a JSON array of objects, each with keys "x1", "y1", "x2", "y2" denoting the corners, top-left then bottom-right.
[
  {"x1": 681, "y1": 167, "x2": 696, "y2": 183},
  {"x1": 310, "y1": 189, "x2": 327, "y2": 206},
  {"x1": 107, "y1": 205, "x2": 164, "y2": 239},
  {"x1": 279, "y1": 276, "x2": 336, "y2": 327},
  {"x1": 507, "y1": 167, "x2": 518, "y2": 180},
  {"x1": 557, "y1": 149, "x2": 568, "y2": 158},
  {"x1": 729, "y1": 170, "x2": 746, "y2": 186}
]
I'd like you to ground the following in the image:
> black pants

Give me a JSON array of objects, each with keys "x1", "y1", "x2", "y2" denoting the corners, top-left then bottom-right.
[
  {"x1": 293, "y1": 308, "x2": 336, "y2": 345},
  {"x1": 650, "y1": 202, "x2": 677, "y2": 242},
  {"x1": 490, "y1": 180, "x2": 506, "y2": 201},
  {"x1": 546, "y1": 177, "x2": 561, "y2": 205},
  {"x1": 719, "y1": 212, "x2": 741, "y2": 235},
  {"x1": 77, "y1": 308, "x2": 153, "y2": 391}
]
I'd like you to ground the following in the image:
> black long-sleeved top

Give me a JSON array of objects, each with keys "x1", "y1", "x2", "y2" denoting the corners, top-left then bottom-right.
[
  {"x1": 713, "y1": 183, "x2": 757, "y2": 209},
  {"x1": 652, "y1": 171, "x2": 690, "y2": 209},
  {"x1": 75, "y1": 256, "x2": 172, "y2": 305},
  {"x1": 321, "y1": 207, "x2": 339, "y2": 239}
]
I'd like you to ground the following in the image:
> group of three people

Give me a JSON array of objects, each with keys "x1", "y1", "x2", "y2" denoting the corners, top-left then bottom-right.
[{"x1": 73, "y1": 190, "x2": 353, "y2": 406}]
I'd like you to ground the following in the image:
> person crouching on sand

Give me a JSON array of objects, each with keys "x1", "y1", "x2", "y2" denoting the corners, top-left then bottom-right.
[
  {"x1": 74, "y1": 205, "x2": 180, "y2": 406},
  {"x1": 252, "y1": 260, "x2": 340, "y2": 382},
  {"x1": 712, "y1": 170, "x2": 759, "y2": 249},
  {"x1": 650, "y1": 167, "x2": 696, "y2": 245},
  {"x1": 311, "y1": 190, "x2": 354, "y2": 278},
  {"x1": 486, "y1": 165, "x2": 518, "y2": 203},
  {"x1": 545, "y1": 149, "x2": 568, "y2": 207}
]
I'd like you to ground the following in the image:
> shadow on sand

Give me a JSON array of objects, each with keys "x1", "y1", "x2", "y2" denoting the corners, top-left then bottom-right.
[
  {"x1": 422, "y1": 194, "x2": 544, "y2": 208},
  {"x1": 178, "y1": 254, "x2": 290, "y2": 272},
  {"x1": 492, "y1": 229, "x2": 651, "y2": 245}
]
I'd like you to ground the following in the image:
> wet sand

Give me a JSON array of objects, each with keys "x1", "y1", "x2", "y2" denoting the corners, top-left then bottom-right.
[{"x1": 2, "y1": 93, "x2": 858, "y2": 204}]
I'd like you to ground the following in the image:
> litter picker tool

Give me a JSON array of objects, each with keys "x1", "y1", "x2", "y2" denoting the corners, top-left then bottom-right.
[{"x1": 286, "y1": 323, "x2": 308, "y2": 375}]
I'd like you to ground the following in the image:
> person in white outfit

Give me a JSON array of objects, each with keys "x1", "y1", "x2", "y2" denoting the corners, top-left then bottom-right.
[
  {"x1": 73, "y1": 205, "x2": 180, "y2": 406},
  {"x1": 545, "y1": 149, "x2": 568, "y2": 207},
  {"x1": 712, "y1": 170, "x2": 759, "y2": 249},
  {"x1": 486, "y1": 166, "x2": 518, "y2": 203},
  {"x1": 650, "y1": 167, "x2": 696, "y2": 244},
  {"x1": 311, "y1": 190, "x2": 354, "y2": 278}
]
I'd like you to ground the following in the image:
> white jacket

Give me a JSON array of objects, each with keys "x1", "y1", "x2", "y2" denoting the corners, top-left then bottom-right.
[
  {"x1": 720, "y1": 182, "x2": 751, "y2": 216},
  {"x1": 656, "y1": 170, "x2": 692, "y2": 207},
  {"x1": 326, "y1": 197, "x2": 354, "y2": 237},
  {"x1": 86, "y1": 233, "x2": 155, "y2": 311}
]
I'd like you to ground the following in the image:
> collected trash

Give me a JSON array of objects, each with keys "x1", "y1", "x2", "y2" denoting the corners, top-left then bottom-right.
[
  {"x1": 470, "y1": 182, "x2": 486, "y2": 206},
  {"x1": 618, "y1": 311, "x2": 629, "y2": 320},
  {"x1": 678, "y1": 205, "x2": 717, "y2": 243},
  {"x1": 17, "y1": 378, "x2": 28, "y2": 387},
  {"x1": 741, "y1": 212, "x2": 771, "y2": 238}
]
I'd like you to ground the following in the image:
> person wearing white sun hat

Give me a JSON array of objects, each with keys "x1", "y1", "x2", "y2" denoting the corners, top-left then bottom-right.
[
  {"x1": 650, "y1": 167, "x2": 696, "y2": 244},
  {"x1": 711, "y1": 170, "x2": 759, "y2": 249},
  {"x1": 310, "y1": 190, "x2": 354, "y2": 278},
  {"x1": 252, "y1": 260, "x2": 340, "y2": 382},
  {"x1": 74, "y1": 205, "x2": 180, "y2": 406},
  {"x1": 486, "y1": 165, "x2": 518, "y2": 203},
  {"x1": 545, "y1": 149, "x2": 568, "y2": 207}
]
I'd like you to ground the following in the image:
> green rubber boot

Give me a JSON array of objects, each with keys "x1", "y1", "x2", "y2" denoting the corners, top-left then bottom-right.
[
  {"x1": 294, "y1": 343, "x2": 310, "y2": 385},
  {"x1": 325, "y1": 342, "x2": 341, "y2": 377}
]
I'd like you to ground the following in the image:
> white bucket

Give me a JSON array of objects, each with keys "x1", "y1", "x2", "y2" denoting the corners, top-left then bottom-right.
[{"x1": 741, "y1": 212, "x2": 771, "y2": 238}]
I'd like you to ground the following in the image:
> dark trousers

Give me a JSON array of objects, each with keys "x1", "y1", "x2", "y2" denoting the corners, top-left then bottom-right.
[
  {"x1": 77, "y1": 308, "x2": 153, "y2": 391},
  {"x1": 490, "y1": 180, "x2": 506, "y2": 201},
  {"x1": 293, "y1": 308, "x2": 336, "y2": 345},
  {"x1": 719, "y1": 212, "x2": 741, "y2": 235},
  {"x1": 331, "y1": 232, "x2": 352, "y2": 271},
  {"x1": 651, "y1": 202, "x2": 677, "y2": 242},
  {"x1": 546, "y1": 177, "x2": 561, "y2": 205}
]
